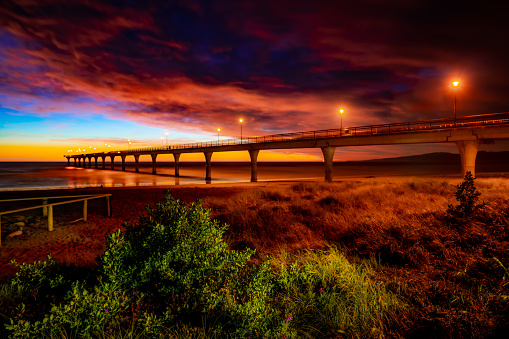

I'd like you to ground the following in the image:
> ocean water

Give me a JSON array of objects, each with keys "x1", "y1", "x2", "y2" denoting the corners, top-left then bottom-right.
[
  {"x1": 0, "y1": 159, "x2": 469, "y2": 192},
  {"x1": 0, "y1": 162, "x2": 326, "y2": 191}
]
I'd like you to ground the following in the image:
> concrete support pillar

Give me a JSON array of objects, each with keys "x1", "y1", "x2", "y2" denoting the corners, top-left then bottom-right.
[
  {"x1": 204, "y1": 151, "x2": 213, "y2": 180},
  {"x1": 248, "y1": 149, "x2": 260, "y2": 182},
  {"x1": 110, "y1": 156, "x2": 115, "y2": 170},
  {"x1": 121, "y1": 155, "x2": 126, "y2": 171},
  {"x1": 88, "y1": 157, "x2": 92, "y2": 168},
  {"x1": 134, "y1": 155, "x2": 140, "y2": 173},
  {"x1": 74, "y1": 158, "x2": 77, "y2": 166},
  {"x1": 321, "y1": 146, "x2": 336, "y2": 182},
  {"x1": 173, "y1": 153, "x2": 180, "y2": 177},
  {"x1": 67, "y1": 158, "x2": 70, "y2": 166},
  {"x1": 151, "y1": 154, "x2": 157, "y2": 174},
  {"x1": 101, "y1": 156, "x2": 106, "y2": 170},
  {"x1": 94, "y1": 156, "x2": 98, "y2": 169},
  {"x1": 456, "y1": 140, "x2": 480, "y2": 178},
  {"x1": 78, "y1": 158, "x2": 81, "y2": 167}
]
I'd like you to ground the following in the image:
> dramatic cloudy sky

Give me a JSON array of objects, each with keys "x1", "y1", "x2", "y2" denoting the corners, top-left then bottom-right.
[{"x1": 1, "y1": 0, "x2": 509, "y2": 161}]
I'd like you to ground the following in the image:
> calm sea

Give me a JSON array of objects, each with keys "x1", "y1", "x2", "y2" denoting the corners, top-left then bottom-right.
[
  {"x1": 0, "y1": 162, "x2": 325, "y2": 191},
  {"x1": 0, "y1": 158, "x2": 470, "y2": 192}
]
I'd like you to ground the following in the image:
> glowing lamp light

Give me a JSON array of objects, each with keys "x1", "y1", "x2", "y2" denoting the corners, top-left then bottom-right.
[
  {"x1": 452, "y1": 80, "x2": 460, "y2": 87},
  {"x1": 337, "y1": 107, "x2": 346, "y2": 129}
]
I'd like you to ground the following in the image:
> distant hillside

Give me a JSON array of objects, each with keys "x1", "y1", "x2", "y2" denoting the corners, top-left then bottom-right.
[{"x1": 354, "y1": 151, "x2": 509, "y2": 165}]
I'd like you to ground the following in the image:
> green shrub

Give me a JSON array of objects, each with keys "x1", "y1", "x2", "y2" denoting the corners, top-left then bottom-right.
[
  {"x1": 447, "y1": 171, "x2": 485, "y2": 218},
  {"x1": 5, "y1": 280, "x2": 133, "y2": 338},
  {"x1": 4, "y1": 191, "x2": 289, "y2": 338}
]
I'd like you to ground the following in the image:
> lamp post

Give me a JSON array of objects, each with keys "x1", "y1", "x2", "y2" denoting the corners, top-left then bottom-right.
[
  {"x1": 127, "y1": 139, "x2": 131, "y2": 150},
  {"x1": 217, "y1": 128, "x2": 221, "y2": 144},
  {"x1": 160, "y1": 136, "x2": 164, "y2": 147},
  {"x1": 165, "y1": 132, "x2": 168, "y2": 147},
  {"x1": 337, "y1": 107, "x2": 345, "y2": 130},
  {"x1": 452, "y1": 80, "x2": 460, "y2": 125},
  {"x1": 239, "y1": 118, "x2": 243, "y2": 143}
]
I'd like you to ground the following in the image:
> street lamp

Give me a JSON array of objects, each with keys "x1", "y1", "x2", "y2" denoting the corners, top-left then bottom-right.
[
  {"x1": 165, "y1": 132, "x2": 168, "y2": 147},
  {"x1": 337, "y1": 107, "x2": 345, "y2": 130},
  {"x1": 217, "y1": 128, "x2": 221, "y2": 144},
  {"x1": 239, "y1": 118, "x2": 243, "y2": 143},
  {"x1": 452, "y1": 80, "x2": 460, "y2": 123},
  {"x1": 127, "y1": 139, "x2": 131, "y2": 150},
  {"x1": 160, "y1": 136, "x2": 164, "y2": 147}
]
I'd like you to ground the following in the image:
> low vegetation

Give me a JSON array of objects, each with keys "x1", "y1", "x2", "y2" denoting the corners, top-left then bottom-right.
[
  {"x1": 0, "y1": 191, "x2": 400, "y2": 338},
  {"x1": 204, "y1": 173, "x2": 509, "y2": 337},
  {"x1": 1, "y1": 173, "x2": 508, "y2": 338}
]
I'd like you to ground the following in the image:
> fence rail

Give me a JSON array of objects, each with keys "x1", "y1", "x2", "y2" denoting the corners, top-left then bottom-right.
[
  {"x1": 69, "y1": 112, "x2": 509, "y2": 157},
  {"x1": 0, "y1": 194, "x2": 111, "y2": 247}
]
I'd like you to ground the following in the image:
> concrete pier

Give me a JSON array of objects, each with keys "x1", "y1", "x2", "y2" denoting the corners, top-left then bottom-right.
[
  {"x1": 64, "y1": 112, "x2": 509, "y2": 182},
  {"x1": 204, "y1": 152, "x2": 213, "y2": 180},
  {"x1": 94, "y1": 156, "x2": 98, "y2": 168},
  {"x1": 456, "y1": 140, "x2": 480, "y2": 177},
  {"x1": 321, "y1": 146, "x2": 336, "y2": 182},
  {"x1": 109, "y1": 155, "x2": 115, "y2": 170},
  {"x1": 101, "y1": 156, "x2": 106, "y2": 169},
  {"x1": 151, "y1": 154, "x2": 157, "y2": 174},
  {"x1": 173, "y1": 153, "x2": 180, "y2": 177},
  {"x1": 134, "y1": 155, "x2": 140, "y2": 172},
  {"x1": 248, "y1": 149, "x2": 260, "y2": 182}
]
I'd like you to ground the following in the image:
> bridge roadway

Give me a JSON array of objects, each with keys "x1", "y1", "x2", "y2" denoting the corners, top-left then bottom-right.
[{"x1": 65, "y1": 112, "x2": 509, "y2": 182}]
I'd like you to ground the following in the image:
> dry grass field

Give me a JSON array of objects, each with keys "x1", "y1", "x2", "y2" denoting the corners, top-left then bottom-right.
[
  {"x1": 203, "y1": 177, "x2": 509, "y2": 337},
  {"x1": 1, "y1": 176, "x2": 508, "y2": 337}
]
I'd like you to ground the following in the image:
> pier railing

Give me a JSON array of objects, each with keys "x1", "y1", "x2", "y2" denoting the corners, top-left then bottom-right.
[{"x1": 72, "y1": 112, "x2": 509, "y2": 156}]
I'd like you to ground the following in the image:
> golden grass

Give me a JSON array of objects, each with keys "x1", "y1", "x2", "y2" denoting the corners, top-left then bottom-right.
[{"x1": 202, "y1": 177, "x2": 509, "y2": 337}]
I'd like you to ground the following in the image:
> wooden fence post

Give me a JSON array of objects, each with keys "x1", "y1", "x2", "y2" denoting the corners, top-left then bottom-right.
[
  {"x1": 83, "y1": 200, "x2": 88, "y2": 221},
  {"x1": 48, "y1": 205, "x2": 53, "y2": 231}
]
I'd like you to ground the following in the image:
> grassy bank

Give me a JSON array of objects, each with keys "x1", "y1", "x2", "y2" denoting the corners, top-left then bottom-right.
[{"x1": 1, "y1": 176, "x2": 508, "y2": 337}]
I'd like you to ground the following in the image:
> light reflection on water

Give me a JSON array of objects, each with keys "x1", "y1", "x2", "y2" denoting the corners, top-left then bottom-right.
[
  {"x1": 0, "y1": 160, "x2": 463, "y2": 191},
  {"x1": 1, "y1": 162, "x2": 276, "y2": 191}
]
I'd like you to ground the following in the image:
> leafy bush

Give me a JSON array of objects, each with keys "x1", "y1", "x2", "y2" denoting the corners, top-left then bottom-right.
[
  {"x1": 3, "y1": 191, "x2": 287, "y2": 338},
  {"x1": 100, "y1": 192, "x2": 285, "y2": 336},
  {"x1": 447, "y1": 171, "x2": 485, "y2": 218}
]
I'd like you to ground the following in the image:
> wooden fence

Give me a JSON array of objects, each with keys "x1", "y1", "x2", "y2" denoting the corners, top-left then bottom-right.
[{"x1": 0, "y1": 194, "x2": 111, "y2": 246}]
